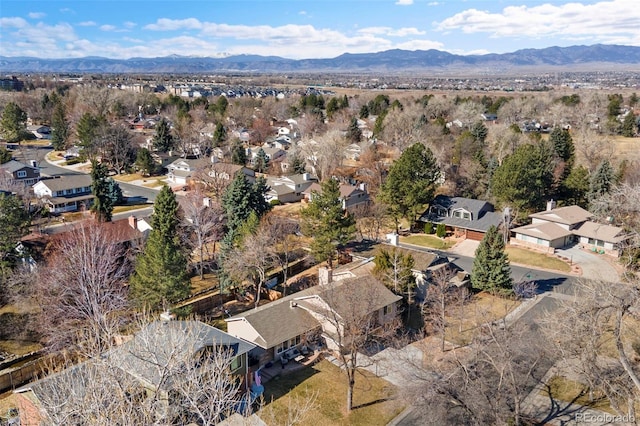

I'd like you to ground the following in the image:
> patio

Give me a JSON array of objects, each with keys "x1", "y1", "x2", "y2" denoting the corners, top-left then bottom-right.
[{"x1": 258, "y1": 348, "x2": 325, "y2": 383}]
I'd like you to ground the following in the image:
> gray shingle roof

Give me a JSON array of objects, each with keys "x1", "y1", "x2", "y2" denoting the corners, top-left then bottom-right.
[
  {"x1": 37, "y1": 175, "x2": 92, "y2": 192},
  {"x1": 418, "y1": 195, "x2": 503, "y2": 232},
  {"x1": 0, "y1": 159, "x2": 36, "y2": 173}
]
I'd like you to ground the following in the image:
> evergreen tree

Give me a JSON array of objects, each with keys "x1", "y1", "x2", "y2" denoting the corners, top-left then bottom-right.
[
  {"x1": 0, "y1": 193, "x2": 30, "y2": 269},
  {"x1": 289, "y1": 153, "x2": 306, "y2": 174},
  {"x1": 339, "y1": 94, "x2": 349, "y2": 109},
  {"x1": 135, "y1": 148, "x2": 155, "y2": 176},
  {"x1": 491, "y1": 142, "x2": 554, "y2": 214},
  {"x1": 347, "y1": 117, "x2": 362, "y2": 143},
  {"x1": 589, "y1": 160, "x2": 614, "y2": 203},
  {"x1": 359, "y1": 104, "x2": 370, "y2": 119},
  {"x1": 326, "y1": 97, "x2": 339, "y2": 120},
  {"x1": 212, "y1": 122, "x2": 226, "y2": 147},
  {"x1": 50, "y1": 102, "x2": 69, "y2": 151},
  {"x1": 152, "y1": 118, "x2": 174, "y2": 153},
  {"x1": 564, "y1": 165, "x2": 590, "y2": 207},
  {"x1": 471, "y1": 225, "x2": 512, "y2": 295},
  {"x1": 0, "y1": 102, "x2": 27, "y2": 143},
  {"x1": 550, "y1": 127, "x2": 575, "y2": 163},
  {"x1": 622, "y1": 112, "x2": 636, "y2": 137},
  {"x1": 301, "y1": 179, "x2": 355, "y2": 268},
  {"x1": 221, "y1": 174, "x2": 270, "y2": 237},
  {"x1": 76, "y1": 112, "x2": 106, "y2": 159},
  {"x1": 470, "y1": 121, "x2": 488, "y2": 145},
  {"x1": 0, "y1": 148, "x2": 11, "y2": 164},
  {"x1": 379, "y1": 143, "x2": 441, "y2": 231},
  {"x1": 130, "y1": 185, "x2": 189, "y2": 310},
  {"x1": 254, "y1": 148, "x2": 269, "y2": 173},
  {"x1": 106, "y1": 178, "x2": 123, "y2": 206},
  {"x1": 231, "y1": 141, "x2": 247, "y2": 165},
  {"x1": 90, "y1": 160, "x2": 114, "y2": 222}
]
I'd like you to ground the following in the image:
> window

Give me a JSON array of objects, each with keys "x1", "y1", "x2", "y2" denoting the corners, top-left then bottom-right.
[
  {"x1": 231, "y1": 356, "x2": 241, "y2": 371},
  {"x1": 462, "y1": 212, "x2": 471, "y2": 220},
  {"x1": 16, "y1": 171, "x2": 26, "y2": 178},
  {"x1": 588, "y1": 238, "x2": 605, "y2": 247},
  {"x1": 383, "y1": 305, "x2": 391, "y2": 316}
]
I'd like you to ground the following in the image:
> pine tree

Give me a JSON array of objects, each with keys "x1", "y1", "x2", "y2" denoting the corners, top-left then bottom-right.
[
  {"x1": 231, "y1": 141, "x2": 247, "y2": 165},
  {"x1": 152, "y1": 118, "x2": 174, "y2": 153},
  {"x1": 76, "y1": 112, "x2": 103, "y2": 157},
  {"x1": 212, "y1": 123, "x2": 226, "y2": 147},
  {"x1": 301, "y1": 179, "x2": 355, "y2": 268},
  {"x1": 0, "y1": 193, "x2": 30, "y2": 268},
  {"x1": 0, "y1": 148, "x2": 11, "y2": 164},
  {"x1": 550, "y1": 127, "x2": 575, "y2": 163},
  {"x1": 347, "y1": 117, "x2": 362, "y2": 143},
  {"x1": 130, "y1": 185, "x2": 189, "y2": 310},
  {"x1": 135, "y1": 148, "x2": 155, "y2": 176},
  {"x1": 106, "y1": 178, "x2": 123, "y2": 206},
  {"x1": 622, "y1": 112, "x2": 636, "y2": 137},
  {"x1": 254, "y1": 148, "x2": 269, "y2": 173},
  {"x1": 90, "y1": 160, "x2": 114, "y2": 222},
  {"x1": 588, "y1": 160, "x2": 614, "y2": 203},
  {"x1": 0, "y1": 102, "x2": 27, "y2": 143},
  {"x1": 471, "y1": 225, "x2": 512, "y2": 295},
  {"x1": 221, "y1": 174, "x2": 270, "y2": 235},
  {"x1": 50, "y1": 102, "x2": 69, "y2": 151}
]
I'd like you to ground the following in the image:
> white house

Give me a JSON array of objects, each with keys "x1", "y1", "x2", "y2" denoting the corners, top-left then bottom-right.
[{"x1": 33, "y1": 175, "x2": 93, "y2": 213}]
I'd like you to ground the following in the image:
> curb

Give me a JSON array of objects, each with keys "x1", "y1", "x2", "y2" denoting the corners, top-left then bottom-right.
[{"x1": 387, "y1": 406, "x2": 415, "y2": 426}]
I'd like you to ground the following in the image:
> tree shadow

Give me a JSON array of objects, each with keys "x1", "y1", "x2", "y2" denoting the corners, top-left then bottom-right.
[{"x1": 352, "y1": 398, "x2": 389, "y2": 410}]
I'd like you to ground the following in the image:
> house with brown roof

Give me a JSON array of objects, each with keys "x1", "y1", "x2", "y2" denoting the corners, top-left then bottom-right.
[
  {"x1": 302, "y1": 181, "x2": 370, "y2": 211},
  {"x1": 511, "y1": 202, "x2": 630, "y2": 257},
  {"x1": 225, "y1": 263, "x2": 400, "y2": 367}
]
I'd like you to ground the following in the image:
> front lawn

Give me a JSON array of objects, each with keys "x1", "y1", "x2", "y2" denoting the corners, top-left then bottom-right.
[
  {"x1": 505, "y1": 247, "x2": 572, "y2": 273},
  {"x1": 400, "y1": 234, "x2": 455, "y2": 250},
  {"x1": 541, "y1": 375, "x2": 615, "y2": 414},
  {"x1": 260, "y1": 360, "x2": 404, "y2": 426}
]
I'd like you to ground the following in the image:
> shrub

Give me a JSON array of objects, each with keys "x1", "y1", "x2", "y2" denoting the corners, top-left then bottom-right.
[
  {"x1": 269, "y1": 199, "x2": 282, "y2": 206},
  {"x1": 436, "y1": 223, "x2": 447, "y2": 238},
  {"x1": 424, "y1": 222, "x2": 435, "y2": 234},
  {"x1": 65, "y1": 158, "x2": 81, "y2": 166}
]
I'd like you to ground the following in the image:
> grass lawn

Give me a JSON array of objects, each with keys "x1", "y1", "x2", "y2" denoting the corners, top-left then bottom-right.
[
  {"x1": 260, "y1": 360, "x2": 404, "y2": 426},
  {"x1": 0, "y1": 303, "x2": 42, "y2": 356},
  {"x1": 400, "y1": 234, "x2": 455, "y2": 250},
  {"x1": 142, "y1": 178, "x2": 167, "y2": 188},
  {"x1": 541, "y1": 376, "x2": 615, "y2": 414},
  {"x1": 505, "y1": 247, "x2": 572, "y2": 273},
  {"x1": 112, "y1": 173, "x2": 145, "y2": 183},
  {"x1": 444, "y1": 292, "x2": 521, "y2": 346},
  {"x1": 112, "y1": 204, "x2": 151, "y2": 214}
]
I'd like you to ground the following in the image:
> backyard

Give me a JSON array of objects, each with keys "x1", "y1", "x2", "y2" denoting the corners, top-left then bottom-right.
[{"x1": 259, "y1": 359, "x2": 404, "y2": 426}]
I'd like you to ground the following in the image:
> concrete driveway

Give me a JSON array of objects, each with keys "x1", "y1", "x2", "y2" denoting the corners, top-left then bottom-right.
[{"x1": 555, "y1": 245, "x2": 621, "y2": 282}]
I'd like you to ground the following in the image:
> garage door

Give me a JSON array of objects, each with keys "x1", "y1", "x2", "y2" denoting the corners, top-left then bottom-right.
[{"x1": 466, "y1": 230, "x2": 485, "y2": 241}]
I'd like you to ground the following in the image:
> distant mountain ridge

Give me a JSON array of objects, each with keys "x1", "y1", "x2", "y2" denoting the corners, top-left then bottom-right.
[{"x1": 2, "y1": 44, "x2": 639, "y2": 74}]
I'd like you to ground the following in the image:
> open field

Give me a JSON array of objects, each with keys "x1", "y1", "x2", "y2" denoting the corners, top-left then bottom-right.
[{"x1": 260, "y1": 359, "x2": 404, "y2": 426}]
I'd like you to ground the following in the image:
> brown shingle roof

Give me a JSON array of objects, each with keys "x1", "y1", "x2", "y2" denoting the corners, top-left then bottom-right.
[
  {"x1": 529, "y1": 205, "x2": 593, "y2": 226},
  {"x1": 573, "y1": 221, "x2": 629, "y2": 243},
  {"x1": 512, "y1": 222, "x2": 573, "y2": 240}
]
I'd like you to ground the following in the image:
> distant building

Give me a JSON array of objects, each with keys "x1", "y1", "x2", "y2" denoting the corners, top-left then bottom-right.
[{"x1": 0, "y1": 76, "x2": 24, "y2": 91}]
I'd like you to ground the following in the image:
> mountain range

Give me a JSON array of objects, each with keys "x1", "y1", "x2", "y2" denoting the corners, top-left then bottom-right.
[{"x1": 2, "y1": 44, "x2": 640, "y2": 74}]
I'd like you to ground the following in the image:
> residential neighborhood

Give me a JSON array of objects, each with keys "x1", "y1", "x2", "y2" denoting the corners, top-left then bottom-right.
[{"x1": 0, "y1": 69, "x2": 640, "y2": 426}]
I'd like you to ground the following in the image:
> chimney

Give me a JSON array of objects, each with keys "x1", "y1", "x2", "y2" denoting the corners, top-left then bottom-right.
[
  {"x1": 30, "y1": 160, "x2": 38, "y2": 168},
  {"x1": 160, "y1": 311, "x2": 176, "y2": 322},
  {"x1": 359, "y1": 182, "x2": 366, "y2": 191},
  {"x1": 203, "y1": 197, "x2": 211, "y2": 207},
  {"x1": 386, "y1": 232, "x2": 399, "y2": 246},
  {"x1": 318, "y1": 266, "x2": 333, "y2": 286},
  {"x1": 302, "y1": 172, "x2": 310, "y2": 181},
  {"x1": 128, "y1": 215, "x2": 138, "y2": 230},
  {"x1": 546, "y1": 199, "x2": 556, "y2": 211}
]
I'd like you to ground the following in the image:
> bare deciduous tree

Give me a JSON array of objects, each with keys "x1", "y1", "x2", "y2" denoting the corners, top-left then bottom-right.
[
  {"x1": 33, "y1": 220, "x2": 132, "y2": 354},
  {"x1": 180, "y1": 189, "x2": 225, "y2": 280}
]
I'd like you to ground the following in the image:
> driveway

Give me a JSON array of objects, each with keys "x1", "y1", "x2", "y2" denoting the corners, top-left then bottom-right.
[{"x1": 555, "y1": 245, "x2": 621, "y2": 283}]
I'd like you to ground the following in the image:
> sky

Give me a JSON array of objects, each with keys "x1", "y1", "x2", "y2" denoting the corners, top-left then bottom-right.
[{"x1": 1, "y1": 0, "x2": 639, "y2": 60}]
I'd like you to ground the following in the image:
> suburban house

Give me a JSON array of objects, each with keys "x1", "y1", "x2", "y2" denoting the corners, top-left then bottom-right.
[
  {"x1": 511, "y1": 202, "x2": 630, "y2": 257},
  {"x1": 226, "y1": 264, "x2": 401, "y2": 367},
  {"x1": 246, "y1": 146, "x2": 286, "y2": 165},
  {"x1": 417, "y1": 195, "x2": 504, "y2": 241},
  {"x1": 302, "y1": 181, "x2": 370, "y2": 211},
  {"x1": 264, "y1": 173, "x2": 317, "y2": 204},
  {"x1": 344, "y1": 143, "x2": 362, "y2": 160},
  {"x1": 32, "y1": 175, "x2": 93, "y2": 214},
  {"x1": 0, "y1": 159, "x2": 40, "y2": 189},
  {"x1": 350, "y1": 240, "x2": 470, "y2": 303},
  {"x1": 26, "y1": 124, "x2": 51, "y2": 140},
  {"x1": 14, "y1": 320, "x2": 256, "y2": 425},
  {"x1": 166, "y1": 156, "x2": 255, "y2": 187}
]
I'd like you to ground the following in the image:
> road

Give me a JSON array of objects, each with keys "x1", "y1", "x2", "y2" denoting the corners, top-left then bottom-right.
[{"x1": 14, "y1": 144, "x2": 160, "y2": 203}]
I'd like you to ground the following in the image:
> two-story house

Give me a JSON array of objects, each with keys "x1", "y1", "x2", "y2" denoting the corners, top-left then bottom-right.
[
  {"x1": 417, "y1": 195, "x2": 504, "y2": 241},
  {"x1": 302, "y1": 181, "x2": 370, "y2": 211},
  {"x1": 511, "y1": 202, "x2": 631, "y2": 257},
  {"x1": 32, "y1": 175, "x2": 93, "y2": 214},
  {"x1": 0, "y1": 160, "x2": 40, "y2": 190},
  {"x1": 265, "y1": 173, "x2": 317, "y2": 204}
]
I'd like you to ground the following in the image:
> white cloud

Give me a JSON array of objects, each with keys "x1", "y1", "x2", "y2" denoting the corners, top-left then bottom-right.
[
  {"x1": 123, "y1": 21, "x2": 136, "y2": 29},
  {"x1": 435, "y1": 0, "x2": 640, "y2": 45},
  {"x1": 59, "y1": 8, "x2": 74, "y2": 14},
  {"x1": 358, "y1": 27, "x2": 426, "y2": 37},
  {"x1": 28, "y1": 12, "x2": 46, "y2": 19},
  {"x1": 427, "y1": 2, "x2": 440, "y2": 6},
  {"x1": 0, "y1": 17, "x2": 28, "y2": 28},
  {"x1": 78, "y1": 21, "x2": 96, "y2": 27},
  {"x1": 395, "y1": 0, "x2": 414, "y2": 5},
  {"x1": 144, "y1": 18, "x2": 203, "y2": 31},
  {"x1": 100, "y1": 25, "x2": 116, "y2": 32}
]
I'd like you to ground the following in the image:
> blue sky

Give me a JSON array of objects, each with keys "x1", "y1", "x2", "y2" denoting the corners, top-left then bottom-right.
[{"x1": 1, "y1": 0, "x2": 639, "y2": 59}]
